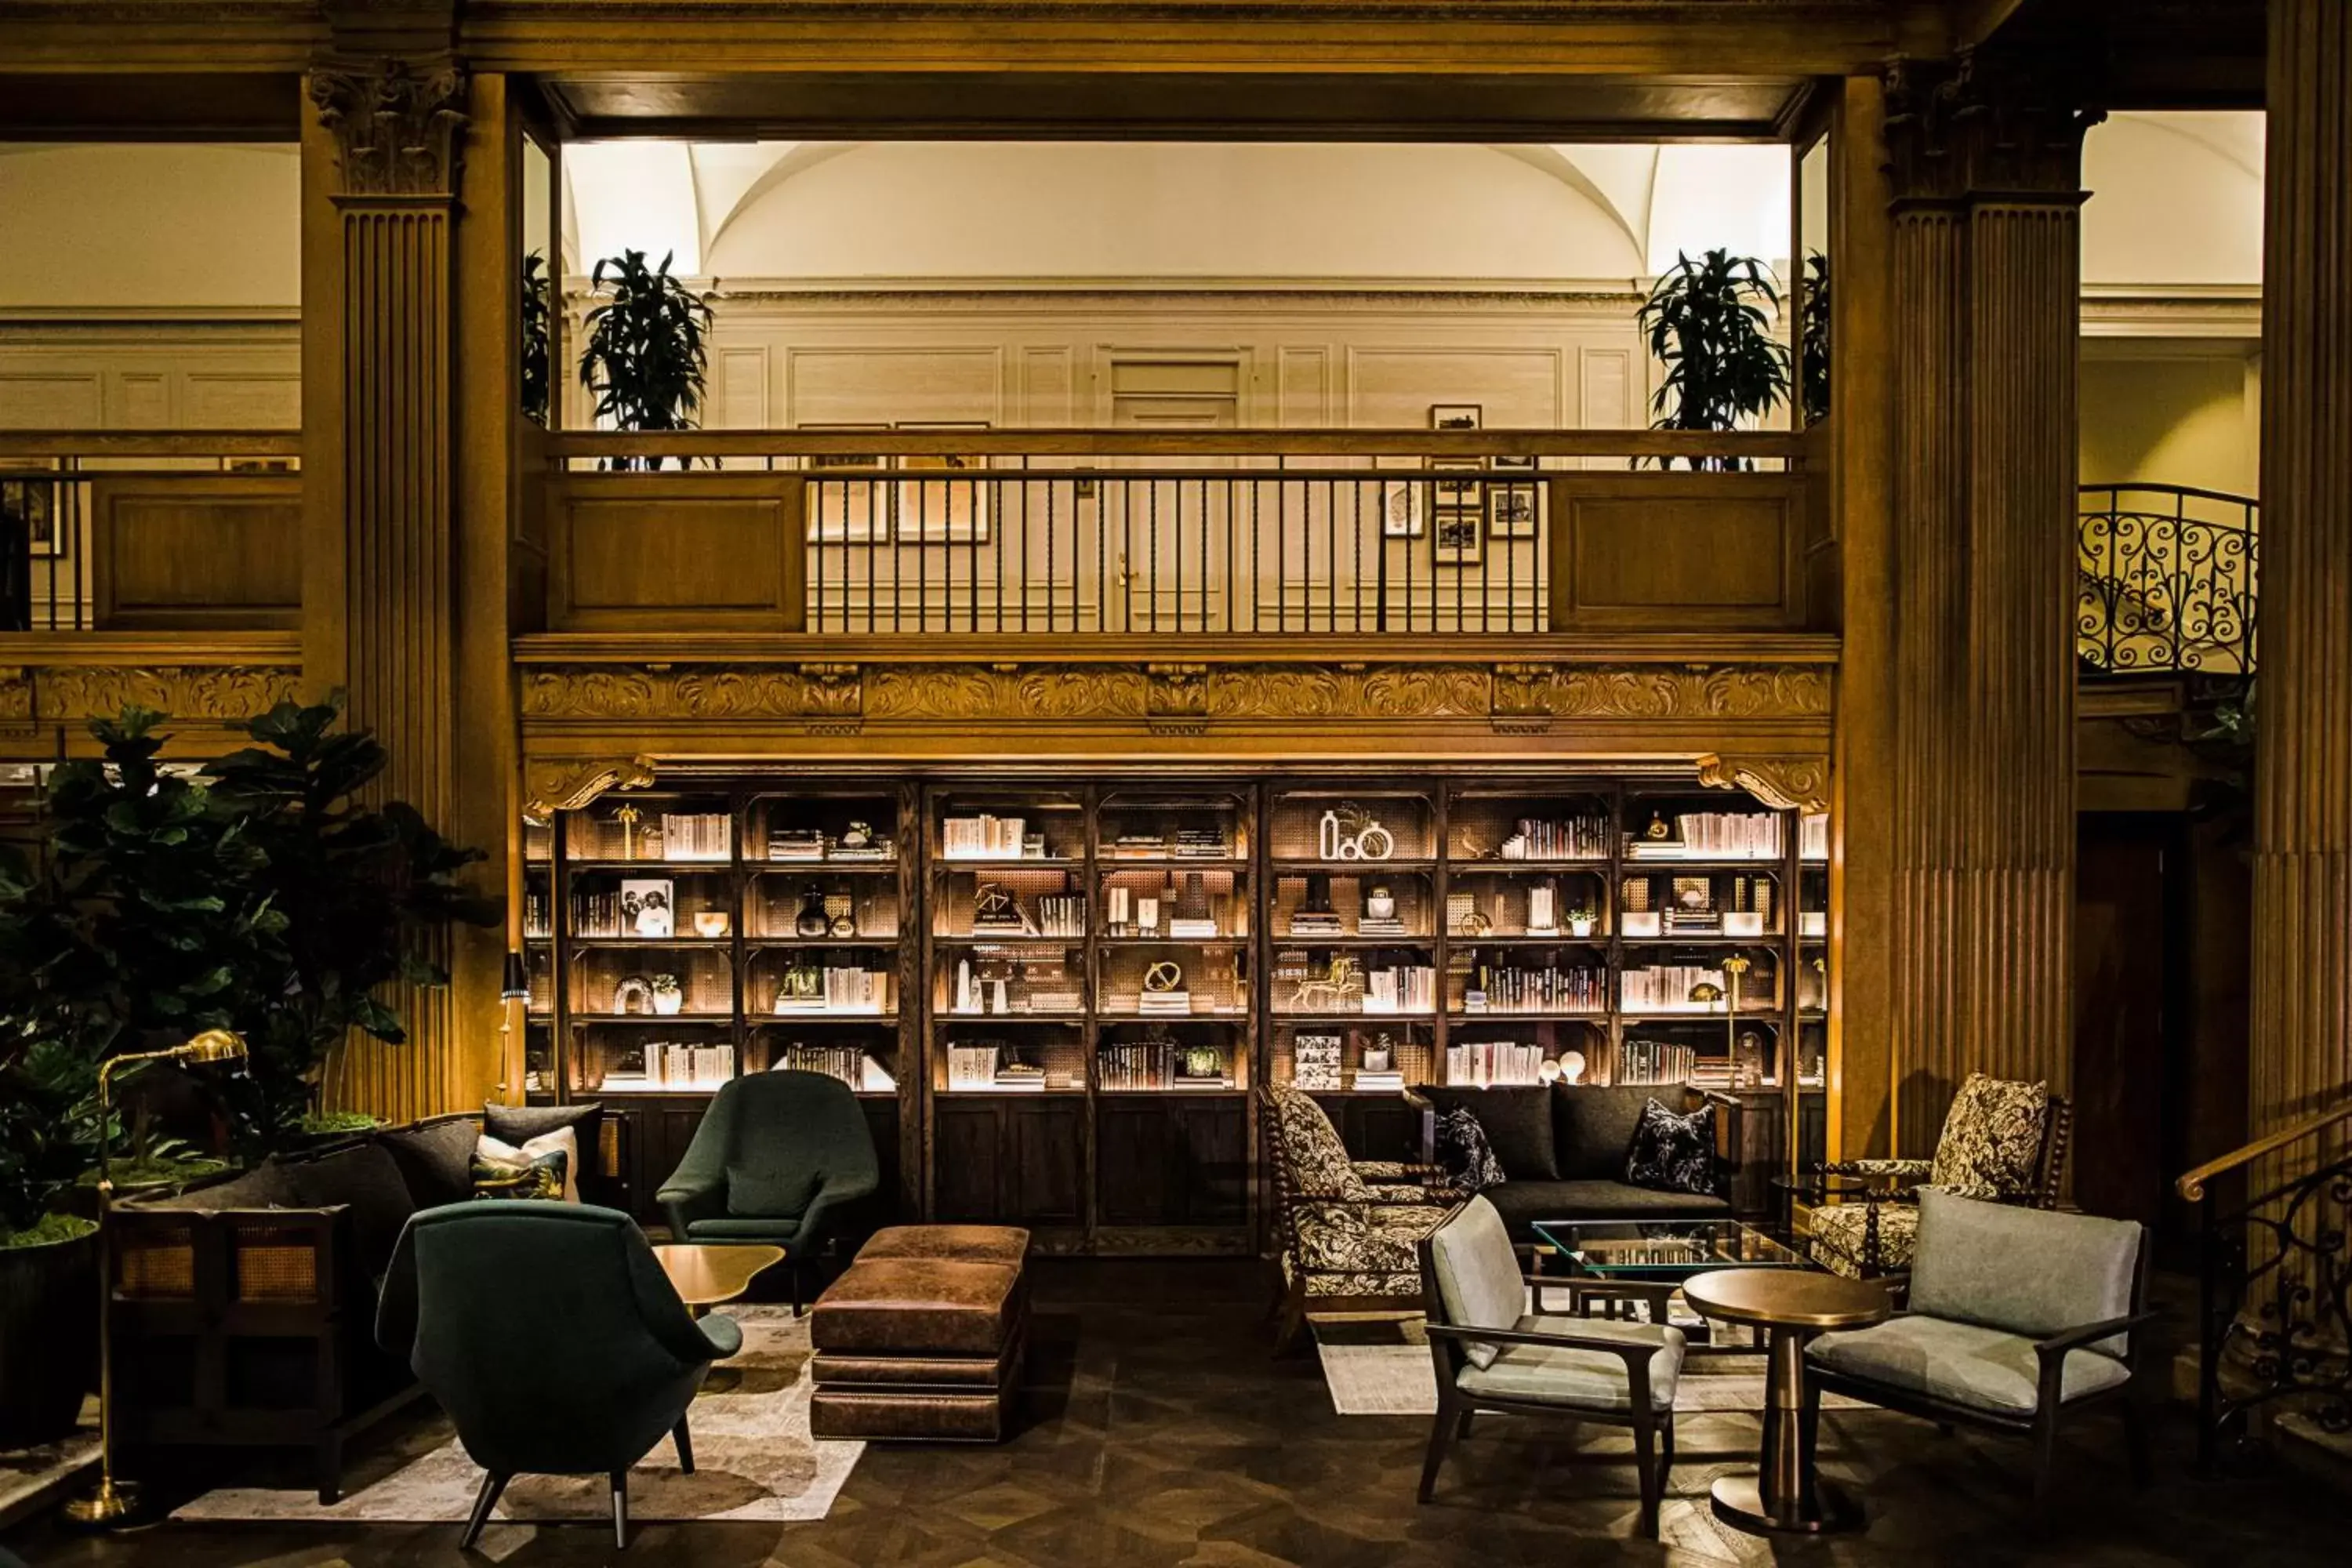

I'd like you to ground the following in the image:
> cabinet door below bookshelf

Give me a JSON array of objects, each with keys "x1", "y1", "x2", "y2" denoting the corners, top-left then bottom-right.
[
  {"x1": 931, "y1": 1096, "x2": 1085, "y2": 1228},
  {"x1": 1094, "y1": 1097, "x2": 1247, "y2": 1227}
]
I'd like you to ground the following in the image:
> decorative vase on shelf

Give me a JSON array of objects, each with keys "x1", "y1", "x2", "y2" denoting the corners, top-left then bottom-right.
[
  {"x1": 1364, "y1": 884, "x2": 1396, "y2": 922},
  {"x1": 1180, "y1": 1044, "x2": 1222, "y2": 1080},
  {"x1": 650, "y1": 974, "x2": 684, "y2": 1016},
  {"x1": 793, "y1": 884, "x2": 830, "y2": 938}
]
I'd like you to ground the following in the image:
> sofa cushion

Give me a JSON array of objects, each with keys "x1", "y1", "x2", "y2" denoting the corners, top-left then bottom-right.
[
  {"x1": 1294, "y1": 1201, "x2": 1450, "y2": 1277},
  {"x1": 1808, "y1": 1312, "x2": 2129, "y2": 1416},
  {"x1": 1909, "y1": 1189, "x2": 2141, "y2": 1353},
  {"x1": 1421, "y1": 1087, "x2": 1557, "y2": 1181},
  {"x1": 470, "y1": 1130, "x2": 576, "y2": 1203},
  {"x1": 810, "y1": 1259, "x2": 1023, "y2": 1357},
  {"x1": 726, "y1": 1158, "x2": 821, "y2": 1219},
  {"x1": 1428, "y1": 1195, "x2": 1524, "y2": 1369},
  {"x1": 1479, "y1": 1178, "x2": 1730, "y2": 1239},
  {"x1": 1457, "y1": 1316, "x2": 1685, "y2": 1412},
  {"x1": 282, "y1": 1144, "x2": 416, "y2": 1283},
  {"x1": 379, "y1": 1118, "x2": 481, "y2": 1210},
  {"x1": 1624, "y1": 1097, "x2": 1716, "y2": 1194},
  {"x1": 682, "y1": 1215, "x2": 804, "y2": 1243},
  {"x1": 1552, "y1": 1084, "x2": 1664, "y2": 1181},
  {"x1": 483, "y1": 1100, "x2": 603, "y2": 1160}
]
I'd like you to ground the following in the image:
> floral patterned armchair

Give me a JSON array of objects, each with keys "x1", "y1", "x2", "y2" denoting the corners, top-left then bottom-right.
[
  {"x1": 1806, "y1": 1072, "x2": 2072, "y2": 1279},
  {"x1": 1260, "y1": 1084, "x2": 1455, "y2": 1352}
]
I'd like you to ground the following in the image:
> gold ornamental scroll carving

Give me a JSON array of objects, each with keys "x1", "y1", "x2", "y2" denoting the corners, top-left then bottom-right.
[
  {"x1": 1207, "y1": 663, "x2": 1489, "y2": 722},
  {"x1": 35, "y1": 666, "x2": 301, "y2": 724},
  {"x1": 521, "y1": 755, "x2": 659, "y2": 824},
  {"x1": 864, "y1": 664, "x2": 1149, "y2": 722},
  {"x1": 1696, "y1": 753, "x2": 1831, "y2": 815},
  {"x1": 1494, "y1": 663, "x2": 1831, "y2": 724}
]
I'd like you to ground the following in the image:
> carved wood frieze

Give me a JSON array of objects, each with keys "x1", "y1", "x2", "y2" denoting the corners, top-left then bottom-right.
[
  {"x1": 31, "y1": 665, "x2": 299, "y2": 725},
  {"x1": 1696, "y1": 753, "x2": 1832, "y2": 815},
  {"x1": 309, "y1": 53, "x2": 468, "y2": 198},
  {"x1": 517, "y1": 659, "x2": 1832, "y2": 735}
]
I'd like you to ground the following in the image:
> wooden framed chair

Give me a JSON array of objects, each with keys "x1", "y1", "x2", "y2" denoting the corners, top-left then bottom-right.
[
  {"x1": 1807, "y1": 1071, "x2": 2074, "y2": 1278},
  {"x1": 1805, "y1": 1189, "x2": 2157, "y2": 1507},
  {"x1": 1417, "y1": 1195, "x2": 1685, "y2": 1537},
  {"x1": 1259, "y1": 1083, "x2": 1453, "y2": 1355}
]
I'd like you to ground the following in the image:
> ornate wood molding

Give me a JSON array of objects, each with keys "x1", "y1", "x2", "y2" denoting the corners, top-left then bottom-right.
[
  {"x1": 517, "y1": 658, "x2": 1833, "y2": 735},
  {"x1": 309, "y1": 53, "x2": 468, "y2": 198},
  {"x1": 24, "y1": 664, "x2": 299, "y2": 726},
  {"x1": 1696, "y1": 753, "x2": 1831, "y2": 815},
  {"x1": 521, "y1": 753, "x2": 659, "y2": 822},
  {"x1": 1883, "y1": 51, "x2": 2103, "y2": 207}
]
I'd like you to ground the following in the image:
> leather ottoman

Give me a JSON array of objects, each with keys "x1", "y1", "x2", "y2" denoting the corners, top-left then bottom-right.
[{"x1": 810, "y1": 1226, "x2": 1029, "y2": 1442}]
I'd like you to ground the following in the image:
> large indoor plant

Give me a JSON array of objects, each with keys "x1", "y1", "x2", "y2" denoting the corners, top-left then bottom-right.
[
  {"x1": 1637, "y1": 248, "x2": 1791, "y2": 470},
  {"x1": 576, "y1": 247, "x2": 713, "y2": 470},
  {"x1": 521, "y1": 249, "x2": 553, "y2": 427}
]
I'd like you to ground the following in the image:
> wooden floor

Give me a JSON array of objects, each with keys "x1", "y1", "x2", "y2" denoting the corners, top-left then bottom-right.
[{"x1": 9, "y1": 1258, "x2": 2349, "y2": 1567}]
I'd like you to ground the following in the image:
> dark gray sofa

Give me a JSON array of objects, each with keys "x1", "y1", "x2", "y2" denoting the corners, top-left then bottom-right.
[{"x1": 1407, "y1": 1083, "x2": 1742, "y2": 1242}]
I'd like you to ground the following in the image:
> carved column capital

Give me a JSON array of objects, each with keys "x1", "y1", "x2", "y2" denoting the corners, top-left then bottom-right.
[
  {"x1": 1883, "y1": 51, "x2": 2103, "y2": 209},
  {"x1": 308, "y1": 53, "x2": 469, "y2": 198}
]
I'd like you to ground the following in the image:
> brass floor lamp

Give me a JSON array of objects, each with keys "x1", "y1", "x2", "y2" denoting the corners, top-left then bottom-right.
[{"x1": 66, "y1": 1028, "x2": 249, "y2": 1527}]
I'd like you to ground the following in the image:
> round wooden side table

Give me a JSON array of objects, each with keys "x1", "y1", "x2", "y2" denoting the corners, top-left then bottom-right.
[{"x1": 1680, "y1": 1268, "x2": 1893, "y2": 1535}]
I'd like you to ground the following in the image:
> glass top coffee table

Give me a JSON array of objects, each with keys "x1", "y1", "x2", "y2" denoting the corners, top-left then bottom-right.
[{"x1": 1530, "y1": 1219, "x2": 1813, "y2": 1347}]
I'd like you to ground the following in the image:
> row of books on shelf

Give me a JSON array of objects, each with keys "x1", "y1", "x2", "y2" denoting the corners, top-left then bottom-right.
[
  {"x1": 1494, "y1": 815, "x2": 1611, "y2": 860},
  {"x1": 1444, "y1": 1040, "x2": 1548, "y2": 1087},
  {"x1": 1363, "y1": 965, "x2": 1438, "y2": 1013},
  {"x1": 973, "y1": 893, "x2": 1087, "y2": 938},
  {"x1": 773, "y1": 967, "x2": 891, "y2": 1014},
  {"x1": 1463, "y1": 965, "x2": 1607, "y2": 1013},
  {"x1": 1626, "y1": 812, "x2": 1783, "y2": 860},
  {"x1": 946, "y1": 1044, "x2": 1055, "y2": 1091},
  {"x1": 1618, "y1": 964, "x2": 1731, "y2": 1011},
  {"x1": 767, "y1": 829, "x2": 895, "y2": 862},
  {"x1": 1109, "y1": 829, "x2": 1231, "y2": 858},
  {"x1": 633, "y1": 1041, "x2": 738, "y2": 1090},
  {"x1": 1616, "y1": 1038, "x2": 1699, "y2": 1087},
  {"x1": 1100, "y1": 1040, "x2": 1227, "y2": 1091},
  {"x1": 943, "y1": 815, "x2": 1046, "y2": 859},
  {"x1": 776, "y1": 1044, "x2": 898, "y2": 1092}
]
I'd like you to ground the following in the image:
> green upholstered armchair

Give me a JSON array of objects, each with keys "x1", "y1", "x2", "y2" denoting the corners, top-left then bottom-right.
[
  {"x1": 659, "y1": 1069, "x2": 880, "y2": 1312},
  {"x1": 375, "y1": 1202, "x2": 742, "y2": 1550}
]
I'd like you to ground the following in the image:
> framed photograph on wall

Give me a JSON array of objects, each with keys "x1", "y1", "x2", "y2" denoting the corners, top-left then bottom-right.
[
  {"x1": 1434, "y1": 508, "x2": 1484, "y2": 567},
  {"x1": 802, "y1": 426, "x2": 891, "y2": 543},
  {"x1": 1381, "y1": 479, "x2": 1425, "y2": 539},
  {"x1": 1428, "y1": 403, "x2": 1483, "y2": 431},
  {"x1": 893, "y1": 422, "x2": 993, "y2": 543},
  {"x1": 1426, "y1": 457, "x2": 1483, "y2": 508},
  {"x1": 1, "y1": 478, "x2": 62, "y2": 557},
  {"x1": 1485, "y1": 481, "x2": 1539, "y2": 539}
]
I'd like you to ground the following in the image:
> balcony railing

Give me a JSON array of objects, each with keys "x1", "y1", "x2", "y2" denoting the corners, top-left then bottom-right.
[
  {"x1": 2078, "y1": 483, "x2": 2259, "y2": 677},
  {"x1": 546, "y1": 428, "x2": 1806, "y2": 639}
]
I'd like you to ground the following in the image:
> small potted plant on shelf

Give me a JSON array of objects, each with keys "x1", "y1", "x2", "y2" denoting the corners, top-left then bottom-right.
[{"x1": 1568, "y1": 903, "x2": 1599, "y2": 939}]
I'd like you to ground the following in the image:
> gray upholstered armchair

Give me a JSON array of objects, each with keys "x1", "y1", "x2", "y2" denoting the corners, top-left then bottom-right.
[
  {"x1": 1417, "y1": 1195, "x2": 1685, "y2": 1537},
  {"x1": 1805, "y1": 1188, "x2": 2155, "y2": 1504},
  {"x1": 376, "y1": 1202, "x2": 741, "y2": 1549},
  {"x1": 659, "y1": 1069, "x2": 880, "y2": 1312}
]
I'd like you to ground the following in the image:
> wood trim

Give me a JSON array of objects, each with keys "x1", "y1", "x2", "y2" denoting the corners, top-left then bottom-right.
[
  {"x1": 1546, "y1": 471, "x2": 1807, "y2": 632},
  {"x1": 546, "y1": 428, "x2": 1806, "y2": 462},
  {"x1": 87, "y1": 473, "x2": 303, "y2": 632},
  {"x1": 546, "y1": 472, "x2": 808, "y2": 633},
  {"x1": 0, "y1": 430, "x2": 300, "y2": 458},
  {"x1": 514, "y1": 631, "x2": 1842, "y2": 666}
]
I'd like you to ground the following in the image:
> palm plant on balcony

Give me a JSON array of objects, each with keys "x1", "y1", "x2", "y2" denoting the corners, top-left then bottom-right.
[
  {"x1": 521, "y1": 249, "x2": 552, "y2": 427},
  {"x1": 1637, "y1": 248, "x2": 1791, "y2": 470},
  {"x1": 577, "y1": 248, "x2": 713, "y2": 470},
  {"x1": 1800, "y1": 250, "x2": 1831, "y2": 423}
]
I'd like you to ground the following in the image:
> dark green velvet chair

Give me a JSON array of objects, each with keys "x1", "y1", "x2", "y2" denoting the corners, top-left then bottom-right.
[
  {"x1": 376, "y1": 1202, "x2": 742, "y2": 1550},
  {"x1": 659, "y1": 1069, "x2": 880, "y2": 1312}
]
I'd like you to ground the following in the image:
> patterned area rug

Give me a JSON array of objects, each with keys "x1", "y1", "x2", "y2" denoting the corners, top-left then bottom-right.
[
  {"x1": 172, "y1": 1306, "x2": 862, "y2": 1525},
  {"x1": 1315, "y1": 1316, "x2": 1859, "y2": 1417}
]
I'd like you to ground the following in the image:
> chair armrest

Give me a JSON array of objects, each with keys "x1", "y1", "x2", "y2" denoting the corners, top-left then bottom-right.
[
  {"x1": 794, "y1": 1167, "x2": 881, "y2": 1254},
  {"x1": 656, "y1": 1175, "x2": 727, "y2": 1237},
  {"x1": 1425, "y1": 1320, "x2": 1662, "y2": 1360},
  {"x1": 2032, "y1": 1309, "x2": 2161, "y2": 1359},
  {"x1": 1401, "y1": 1090, "x2": 1439, "y2": 1167},
  {"x1": 1817, "y1": 1159, "x2": 1933, "y2": 1183}
]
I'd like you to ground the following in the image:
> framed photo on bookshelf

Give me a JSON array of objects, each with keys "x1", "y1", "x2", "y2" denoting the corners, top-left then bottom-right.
[
  {"x1": 620, "y1": 878, "x2": 674, "y2": 938},
  {"x1": 893, "y1": 422, "x2": 992, "y2": 543}
]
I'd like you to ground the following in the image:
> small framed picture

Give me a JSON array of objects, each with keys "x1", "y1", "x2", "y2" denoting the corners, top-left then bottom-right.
[
  {"x1": 803, "y1": 426, "x2": 891, "y2": 543},
  {"x1": 1490, "y1": 454, "x2": 1538, "y2": 474},
  {"x1": 1381, "y1": 480, "x2": 1425, "y2": 539},
  {"x1": 1427, "y1": 457, "x2": 1483, "y2": 507},
  {"x1": 1429, "y1": 403, "x2": 1483, "y2": 431},
  {"x1": 894, "y1": 423, "x2": 993, "y2": 543},
  {"x1": 1435, "y1": 509, "x2": 1484, "y2": 568},
  {"x1": 1485, "y1": 482, "x2": 1539, "y2": 539},
  {"x1": 620, "y1": 878, "x2": 674, "y2": 939},
  {"x1": 1, "y1": 480, "x2": 62, "y2": 557}
]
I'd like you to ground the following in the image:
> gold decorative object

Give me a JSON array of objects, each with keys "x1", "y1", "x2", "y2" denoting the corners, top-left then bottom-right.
[
  {"x1": 1143, "y1": 960, "x2": 1185, "y2": 993},
  {"x1": 70, "y1": 1030, "x2": 250, "y2": 1528},
  {"x1": 614, "y1": 803, "x2": 642, "y2": 860}
]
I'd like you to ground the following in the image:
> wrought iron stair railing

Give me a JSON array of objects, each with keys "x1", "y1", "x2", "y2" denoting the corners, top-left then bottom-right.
[{"x1": 2078, "y1": 483, "x2": 2259, "y2": 677}]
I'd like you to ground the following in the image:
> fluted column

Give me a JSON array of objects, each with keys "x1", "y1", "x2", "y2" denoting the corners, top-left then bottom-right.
[
  {"x1": 302, "y1": 49, "x2": 513, "y2": 1121},
  {"x1": 2250, "y1": 0, "x2": 2352, "y2": 1171},
  {"x1": 1882, "y1": 57, "x2": 2098, "y2": 1153}
]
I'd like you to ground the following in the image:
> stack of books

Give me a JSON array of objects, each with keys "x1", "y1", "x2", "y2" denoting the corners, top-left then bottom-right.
[
  {"x1": 1174, "y1": 828, "x2": 1229, "y2": 858},
  {"x1": 1112, "y1": 833, "x2": 1167, "y2": 858},
  {"x1": 1352, "y1": 1065, "x2": 1406, "y2": 1091},
  {"x1": 993, "y1": 1063, "x2": 1047, "y2": 1091},
  {"x1": 943, "y1": 815, "x2": 1029, "y2": 858},
  {"x1": 768, "y1": 829, "x2": 826, "y2": 861},
  {"x1": 1287, "y1": 908, "x2": 1346, "y2": 936},
  {"x1": 1136, "y1": 988, "x2": 1194, "y2": 1016}
]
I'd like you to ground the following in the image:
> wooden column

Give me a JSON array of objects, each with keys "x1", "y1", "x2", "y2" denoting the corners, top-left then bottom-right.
[
  {"x1": 302, "y1": 51, "x2": 517, "y2": 1120},
  {"x1": 1882, "y1": 58, "x2": 2098, "y2": 1154},
  {"x1": 2249, "y1": 0, "x2": 2352, "y2": 1167}
]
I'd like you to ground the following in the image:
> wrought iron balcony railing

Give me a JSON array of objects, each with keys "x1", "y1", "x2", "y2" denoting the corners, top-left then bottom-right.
[{"x1": 2078, "y1": 483, "x2": 2259, "y2": 677}]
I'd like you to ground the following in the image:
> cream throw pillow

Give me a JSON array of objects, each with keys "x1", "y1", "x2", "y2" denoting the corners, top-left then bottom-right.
[{"x1": 474, "y1": 1127, "x2": 581, "y2": 1203}]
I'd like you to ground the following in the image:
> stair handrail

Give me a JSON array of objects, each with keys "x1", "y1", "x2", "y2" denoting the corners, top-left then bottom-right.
[{"x1": 2176, "y1": 1094, "x2": 2352, "y2": 1201}]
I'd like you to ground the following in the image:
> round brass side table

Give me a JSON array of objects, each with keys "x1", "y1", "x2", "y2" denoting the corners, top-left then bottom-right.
[{"x1": 1680, "y1": 1268, "x2": 1892, "y2": 1535}]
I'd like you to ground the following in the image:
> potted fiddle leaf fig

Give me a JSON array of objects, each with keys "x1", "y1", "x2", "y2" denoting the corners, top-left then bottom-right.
[
  {"x1": 1637, "y1": 248, "x2": 1792, "y2": 470},
  {"x1": 576, "y1": 248, "x2": 713, "y2": 470},
  {"x1": 0, "y1": 1033, "x2": 102, "y2": 1446}
]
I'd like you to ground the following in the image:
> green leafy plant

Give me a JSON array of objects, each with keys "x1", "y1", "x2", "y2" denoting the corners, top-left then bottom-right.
[
  {"x1": 1637, "y1": 249, "x2": 1791, "y2": 470},
  {"x1": 577, "y1": 248, "x2": 712, "y2": 470},
  {"x1": 202, "y1": 699, "x2": 496, "y2": 1147},
  {"x1": 521, "y1": 249, "x2": 552, "y2": 428},
  {"x1": 1799, "y1": 250, "x2": 1831, "y2": 424}
]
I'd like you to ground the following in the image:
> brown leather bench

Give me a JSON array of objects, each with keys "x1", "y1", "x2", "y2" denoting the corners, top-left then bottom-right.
[{"x1": 809, "y1": 1225, "x2": 1029, "y2": 1442}]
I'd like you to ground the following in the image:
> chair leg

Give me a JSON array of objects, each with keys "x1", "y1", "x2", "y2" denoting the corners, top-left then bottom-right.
[
  {"x1": 2032, "y1": 1413, "x2": 2062, "y2": 1512},
  {"x1": 1662, "y1": 1411, "x2": 1677, "y2": 1471},
  {"x1": 791, "y1": 1258, "x2": 804, "y2": 1318},
  {"x1": 314, "y1": 1434, "x2": 343, "y2": 1506},
  {"x1": 1418, "y1": 1394, "x2": 1461, "y2": 1503},
  {"x1": 459, "y1": 1472, "x2": 509, "y2": 1552},
  {"x1": 1272, "y1": 1287, "x2": 1308, "y2": 1357},
  {"x1": 1456, "y1": 1410, "x2": 1474, "y2": 1439},
  {"x1": 2123, "y1": 1401, "x2": 2154, "y2": 1490},
  {"x1": 1631, "y1": 1411, "x2": 1661, "y2": 1539},
  {"x1": 673, "y1": 1415, "x2": 695, "y2": 1475},
  {"x1": 610, "y1": 1469, "x2": 630, "y2": 1550}
]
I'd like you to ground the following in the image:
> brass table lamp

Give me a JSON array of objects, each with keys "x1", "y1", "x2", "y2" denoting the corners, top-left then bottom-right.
[{"x1": 67, "y1": 1028, "x2": 249, "y2": 1528}]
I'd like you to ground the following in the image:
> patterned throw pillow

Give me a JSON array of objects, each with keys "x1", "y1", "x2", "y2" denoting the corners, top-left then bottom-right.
[
  {"x1": 471, "y1": 1130, "x2": 575, "y2": 1202},
  {"x1": 1434, "y1": 1106, "x2": 1506, "y2": 1196},
  {"x1": 1624, "y1": 1098, "x2": 1716, "y2": 1195},
  {"x1": 1929, "y1": 1073, "x2": 2049, "y2": 1198}
]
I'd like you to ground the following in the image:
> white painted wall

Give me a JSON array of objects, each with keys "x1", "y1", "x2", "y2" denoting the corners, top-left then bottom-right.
[{"x1": 0, "y1": 144, "x2": 299, "y2": 312}]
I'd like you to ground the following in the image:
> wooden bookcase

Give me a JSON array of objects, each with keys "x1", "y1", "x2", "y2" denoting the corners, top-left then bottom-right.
[{"x1": 526, "y1": 768, "x2": 1826, "y2": 1248}]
